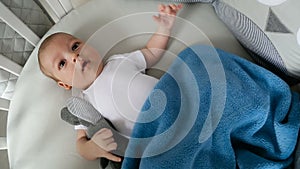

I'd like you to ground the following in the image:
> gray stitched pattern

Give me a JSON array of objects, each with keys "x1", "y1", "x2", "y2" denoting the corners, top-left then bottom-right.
[
  {"x1": 0, "y1": 0, "x2": 53, "y2": 100},
  {"x1": 0, "y1": 18, "x2": 32, "y2": 100},
  {"x1": 0, "y1": 68, "x2": 17, "y2": 100},
  {"x1": 0, "y1": 19, "x2": 33, "y2": 66},
  {"x1": 67, "y1": 97, "x2": 103, "y2": 125},
  {"x1": 1, "y1": 0, "x2": 53, "y2": 37}
]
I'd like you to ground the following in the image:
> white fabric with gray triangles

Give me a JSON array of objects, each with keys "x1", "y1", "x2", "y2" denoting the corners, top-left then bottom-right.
[
  {"x1": 165, "y1": 0, "x2": 300, "y2": 83},
  {"x1": 213, "y1": 0, "x2": 300, "y2": 83}
]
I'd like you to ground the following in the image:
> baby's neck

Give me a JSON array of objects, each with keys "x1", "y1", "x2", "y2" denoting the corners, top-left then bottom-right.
[{"x1": 95, "y1": 61, "x2": 104, "y2": 78}]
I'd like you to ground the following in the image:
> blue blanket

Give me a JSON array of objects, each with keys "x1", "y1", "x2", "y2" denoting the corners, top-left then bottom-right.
[{"x1": 121, "y1": 45, "x2": 300, "y2": 169}]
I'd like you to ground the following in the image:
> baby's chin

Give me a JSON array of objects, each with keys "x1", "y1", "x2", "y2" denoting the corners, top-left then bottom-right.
[{"x1": 72, "y1": 73, "x2": 96, "y2": 90}]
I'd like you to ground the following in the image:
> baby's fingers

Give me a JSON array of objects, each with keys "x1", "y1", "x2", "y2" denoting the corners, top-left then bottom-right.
[
  {"x1": 95, "y1": 128, "x2": 113, "y2": 139},
  {"x1": 103, "y1": 152, "x2": 122, "y2": 162},
  {"x1": 158, "y1": 4, "x2": 182, "y2": 16},
  {"x1": 106, "y1": 141, "x2": 118, "y2": 152},
  {"x1": 158, "y1": 4, "x2": 165, "y2": 12},
  {"x1": 92, "y1": 135, "x2": 118, "y2": 151},
  {"x1": 101, "y1": 137, "x2": 117, "y2": 151},
  {"x1": 92, "y1": 128, "x2": 118, "y2": 151},
  {"x1": 152, "y1": 15, "x2": 161, "y2": 23},
  {"x1": 170, "y1": 4, "x2": 178, "y2": 10},
  {"x1": 169, "y1": 4, "x2": 183, "y2": 13}
]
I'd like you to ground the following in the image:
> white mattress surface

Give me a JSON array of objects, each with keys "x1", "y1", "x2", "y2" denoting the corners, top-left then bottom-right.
[{"x1": 7, "y1": 0, "x2": 250, "y2": 168}]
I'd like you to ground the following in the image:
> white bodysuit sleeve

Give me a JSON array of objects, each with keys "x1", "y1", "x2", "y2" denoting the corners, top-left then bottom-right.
[{"x1": 74, "y1": 124, "x2": 87, "y2": 130}]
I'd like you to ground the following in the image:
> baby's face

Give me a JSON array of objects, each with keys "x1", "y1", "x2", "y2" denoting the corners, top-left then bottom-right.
[{"x1": 40, "y1": 33, "x2": 103, "y2": 90}]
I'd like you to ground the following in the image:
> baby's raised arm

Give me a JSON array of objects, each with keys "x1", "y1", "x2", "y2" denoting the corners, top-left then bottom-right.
[{"x1": 141, "y1": 4, "x2": 182, "y2": 68}]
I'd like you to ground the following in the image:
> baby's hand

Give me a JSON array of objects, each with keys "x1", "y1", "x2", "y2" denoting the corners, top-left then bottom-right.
[
  {"x1": 91, "y1": 128, "x2": 117, "y2": 152},
  {"x1": 153, "y1": 4, "x2": 183, "y2": 31}
]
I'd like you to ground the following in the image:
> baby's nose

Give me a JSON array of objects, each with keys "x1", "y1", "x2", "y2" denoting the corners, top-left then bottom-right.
[{"x1": 72, "y1": 54, "x2": 80, "y2": 63}]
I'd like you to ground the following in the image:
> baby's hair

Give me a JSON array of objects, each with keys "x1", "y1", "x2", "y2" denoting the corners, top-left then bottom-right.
[{"x1": 38, "y1": 32, "x2": 69, "y2": 82}]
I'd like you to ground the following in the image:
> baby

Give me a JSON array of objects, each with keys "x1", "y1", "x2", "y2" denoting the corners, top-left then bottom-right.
[{"x1": 38, "y1": 4, "x2": 182, "y2": 163}]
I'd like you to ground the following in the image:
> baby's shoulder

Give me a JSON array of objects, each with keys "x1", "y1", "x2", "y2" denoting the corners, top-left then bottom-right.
[{"x1": 106, "y1": 53, "x2": 126, "y2": 63}]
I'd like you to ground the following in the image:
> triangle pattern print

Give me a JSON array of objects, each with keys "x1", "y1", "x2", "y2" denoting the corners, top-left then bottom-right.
[{"x1": 265, "y1": 8, "x2": 291, "y2": 33}]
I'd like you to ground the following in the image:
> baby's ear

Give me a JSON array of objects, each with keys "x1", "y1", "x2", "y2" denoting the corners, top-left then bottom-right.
[{"x1": 57, "y1": 81, "x2": 72, "y2": 90}]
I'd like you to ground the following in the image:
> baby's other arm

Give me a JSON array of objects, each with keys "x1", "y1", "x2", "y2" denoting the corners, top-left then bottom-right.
[
  {"x1": 76, "y1": 129, "x2": 121, "y2": 162},
  {"x1": 141, "y1": 4, "x2": 182, "y2": 68}
]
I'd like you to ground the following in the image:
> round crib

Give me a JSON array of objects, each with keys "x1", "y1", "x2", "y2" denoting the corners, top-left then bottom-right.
[{"x1": 4, "y1": 0, "x2": 299, "y2": 168}]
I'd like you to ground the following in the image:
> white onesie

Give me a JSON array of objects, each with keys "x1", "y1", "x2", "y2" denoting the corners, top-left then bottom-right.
[{"x1": 80, "y1": 50, "x2": 158, "y2": 136}]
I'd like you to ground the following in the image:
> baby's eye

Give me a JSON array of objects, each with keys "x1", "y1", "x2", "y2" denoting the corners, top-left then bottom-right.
[
  {"x1": 59, "y1": 60, "x2": 66, "y2": 69},
  {"x1": 71, "y1": 42, "x2": 80, "y2": 51}
]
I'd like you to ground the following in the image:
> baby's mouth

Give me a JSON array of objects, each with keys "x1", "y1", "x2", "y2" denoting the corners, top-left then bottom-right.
[{"x1": 81, "y1": 60, "x2": 90, "y2": 71}]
